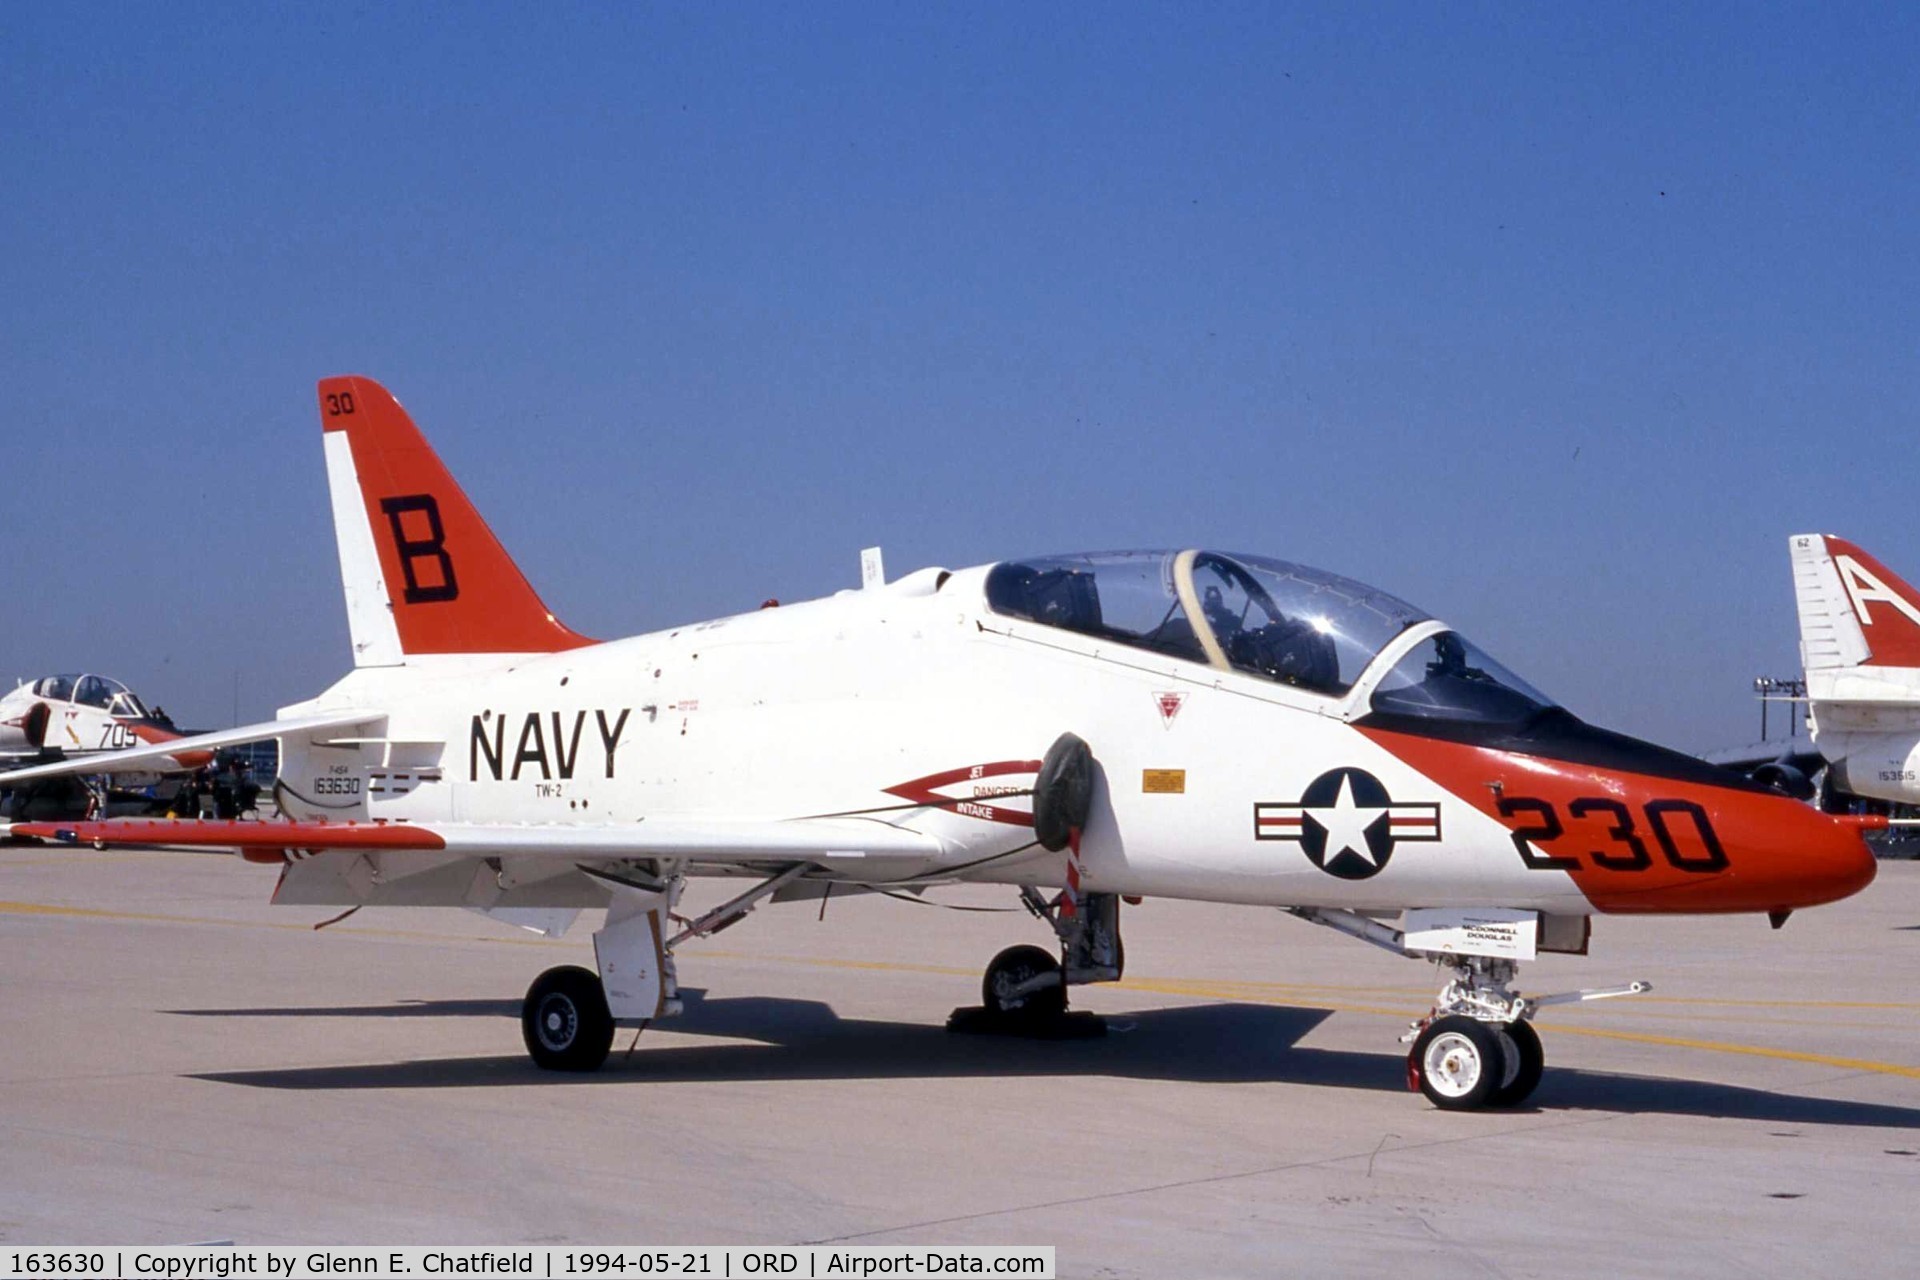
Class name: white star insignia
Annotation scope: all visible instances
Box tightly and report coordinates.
[1307,773,1387,866]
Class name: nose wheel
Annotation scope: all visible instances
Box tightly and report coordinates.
[1410,1016,1502,1109]
[1489,1017,1545,1107]
[1408,1014,1546,1110]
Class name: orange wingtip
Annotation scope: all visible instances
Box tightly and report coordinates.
[13,819,447,855]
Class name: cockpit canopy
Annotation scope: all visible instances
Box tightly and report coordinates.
[984,550,1557,723]
[31,673,149,718]
[986,551,1426,695]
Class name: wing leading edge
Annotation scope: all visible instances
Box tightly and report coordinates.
[11,815,952,865]
[0,710,386,785]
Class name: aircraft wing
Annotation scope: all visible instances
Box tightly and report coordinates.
[10,815,949,863]
[0,710,384,784]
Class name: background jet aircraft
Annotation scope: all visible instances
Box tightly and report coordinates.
[1,379,1880,1111]
[0,673,189,761]
[1787,533,1920,808]
[0,674,210,820]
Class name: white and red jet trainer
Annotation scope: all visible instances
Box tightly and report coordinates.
[0,674,211,816]
[3,377,1878,1110]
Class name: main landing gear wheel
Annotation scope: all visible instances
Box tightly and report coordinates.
[982,944,1067,1021]
[1489,1019,1545,1108]
[522,965,615,1072]
[1410,1015,1502,1110]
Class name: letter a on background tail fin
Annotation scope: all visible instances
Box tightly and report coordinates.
[319,376,595,664]
[1791,533,1920,671]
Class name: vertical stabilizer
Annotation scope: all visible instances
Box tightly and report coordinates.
[318,376,595,663]
[1791,534,1871,671]
[1792,533,1920,671]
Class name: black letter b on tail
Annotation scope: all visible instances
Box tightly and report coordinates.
[380,494,460,603]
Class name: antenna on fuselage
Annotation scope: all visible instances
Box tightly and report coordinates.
[861,546,886,590]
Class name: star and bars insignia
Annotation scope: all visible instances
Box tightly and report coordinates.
[1254,766,1442,881]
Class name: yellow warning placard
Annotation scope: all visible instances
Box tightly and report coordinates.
[1142,769,1186,794]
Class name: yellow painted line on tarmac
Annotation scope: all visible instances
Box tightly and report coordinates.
[701,949,977,979]
[1540,1023,1920,1081]
[0,900,181,922]
[1621,994,1920,1011]
[1536,1005,1920,1034]
[0,899,558,947]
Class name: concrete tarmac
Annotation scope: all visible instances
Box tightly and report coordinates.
[3,844,1919,1277]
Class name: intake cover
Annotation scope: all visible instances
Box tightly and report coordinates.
[1032,732,1094,852]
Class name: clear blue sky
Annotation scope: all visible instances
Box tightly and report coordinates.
[3,4,1916,750]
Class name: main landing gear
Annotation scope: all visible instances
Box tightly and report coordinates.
[966,887,1124,1030]
[963,732,1122,1031]
[518,862,807,1073]
[1290,907,1649,1111]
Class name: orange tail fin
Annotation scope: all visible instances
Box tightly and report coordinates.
[318,376,594,662]
[1792,533,1920,671]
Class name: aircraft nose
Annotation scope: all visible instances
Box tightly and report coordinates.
[1745,797,1878,911]
[1807,812,1882,904]
[1554,782,1878,916]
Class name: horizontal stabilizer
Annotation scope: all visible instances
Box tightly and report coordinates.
[0,710,384,785]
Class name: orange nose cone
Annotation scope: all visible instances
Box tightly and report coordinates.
[1788,812,1879,909]
[1696,791,1878,913]
[1624,790,1878,914]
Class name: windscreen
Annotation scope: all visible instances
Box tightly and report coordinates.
[1368,631,1558,725]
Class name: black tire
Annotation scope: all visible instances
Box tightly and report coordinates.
[1488,1019,1545,1108]
[982,944,1067,1019]
[1410,1015,1503,1110]
[522,965,615,1072]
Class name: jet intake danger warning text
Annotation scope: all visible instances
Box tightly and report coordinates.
[1,1249,1054,1280]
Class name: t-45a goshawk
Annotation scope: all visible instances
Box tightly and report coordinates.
[2,378,1878,1109]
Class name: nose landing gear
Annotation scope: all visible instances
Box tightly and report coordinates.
[1290,906,1649,1111]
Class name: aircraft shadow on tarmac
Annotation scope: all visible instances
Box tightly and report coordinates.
[177,990,1920,1128]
